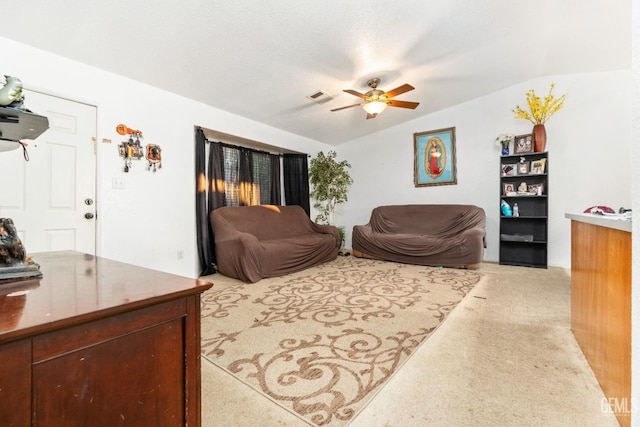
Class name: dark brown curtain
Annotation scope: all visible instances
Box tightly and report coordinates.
[195,128,217,276]
[239,148,254,205]
[270,153,281,205]
[207,142,225,212]
[283,153,310,216]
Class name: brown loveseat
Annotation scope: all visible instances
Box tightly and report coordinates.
[210,205,340,282]
[352,204,486,268]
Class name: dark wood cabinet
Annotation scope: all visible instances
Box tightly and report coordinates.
[499,152,549,268]
[0,251,212,426]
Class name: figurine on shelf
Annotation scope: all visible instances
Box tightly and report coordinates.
[518,182,528,193]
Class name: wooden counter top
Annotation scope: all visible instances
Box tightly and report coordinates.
[0,251,213,343]
[565,212,631,232]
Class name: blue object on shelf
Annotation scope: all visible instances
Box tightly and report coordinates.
[501,199,512,217]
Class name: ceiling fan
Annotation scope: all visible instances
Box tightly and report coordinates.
[330,78,419,119]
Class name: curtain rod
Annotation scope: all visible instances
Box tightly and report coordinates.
[198,127,308,157]
[205,139,280,156]
[205,138,311,158]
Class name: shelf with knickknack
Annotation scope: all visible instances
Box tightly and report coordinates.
[499,151,548,268]
[496,83,564,269]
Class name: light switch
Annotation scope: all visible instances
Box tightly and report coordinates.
[112,177,125,189]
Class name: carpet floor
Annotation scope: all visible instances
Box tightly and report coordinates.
[200,258,620,427]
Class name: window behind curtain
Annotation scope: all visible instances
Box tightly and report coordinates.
[219,144,279,206]
[252,152,273,205]
[222,146,240,205]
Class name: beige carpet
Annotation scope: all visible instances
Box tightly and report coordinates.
[200,259,619,427]
[200,256,481,426]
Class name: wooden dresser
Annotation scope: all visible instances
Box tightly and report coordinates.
[566,213,631,427]
[0,251,212,427]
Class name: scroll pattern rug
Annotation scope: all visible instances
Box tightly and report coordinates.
[201,256,482,426]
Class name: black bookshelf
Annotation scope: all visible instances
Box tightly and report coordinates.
[499,151,548,268]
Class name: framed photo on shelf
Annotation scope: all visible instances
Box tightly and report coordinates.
[527,183,544,195]
[501,163,517,177]
[503,183,516,196]
[514,133,534,154]
[518,161,530,175]
[413,127,457,187]
[530,158,547,174]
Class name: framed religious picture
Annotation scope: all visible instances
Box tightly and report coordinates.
[514,133,534,154]
[413,127,457,187]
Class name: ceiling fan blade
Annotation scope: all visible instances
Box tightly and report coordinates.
[343,89,368,99]
[366,113,377,120]
[384,84,415,99]
[330,103,362,112]
[387,100,420,109]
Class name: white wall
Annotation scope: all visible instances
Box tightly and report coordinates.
[0,36,632,274]
[0,36,332,278]
[337,71,632,269]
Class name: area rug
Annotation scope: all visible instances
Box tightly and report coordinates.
[200,256,482,426]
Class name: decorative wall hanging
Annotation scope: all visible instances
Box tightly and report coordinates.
[145,144,162,172]
[413,127,457,187]
[116,124,144,172]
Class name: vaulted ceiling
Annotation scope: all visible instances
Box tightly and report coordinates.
[0,0,631,145]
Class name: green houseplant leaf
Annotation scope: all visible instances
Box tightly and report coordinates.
[309,150,353,245]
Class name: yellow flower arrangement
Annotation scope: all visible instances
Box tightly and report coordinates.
[512,83,566,125]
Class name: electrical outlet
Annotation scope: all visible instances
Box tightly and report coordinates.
[176,250,184,260]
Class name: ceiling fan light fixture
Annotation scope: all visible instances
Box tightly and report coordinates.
[362,100,388,115]
[331,78,417,118]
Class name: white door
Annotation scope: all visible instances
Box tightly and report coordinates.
[0,90,97,254]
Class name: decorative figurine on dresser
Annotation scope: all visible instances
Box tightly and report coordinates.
[0,218,41,281]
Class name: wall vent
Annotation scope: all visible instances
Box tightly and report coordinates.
[306,90,333,104]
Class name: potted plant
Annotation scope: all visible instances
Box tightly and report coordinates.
[512,83,566,152]
[309,150,353,246]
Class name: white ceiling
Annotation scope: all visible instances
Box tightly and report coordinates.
[0,0,631,145]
